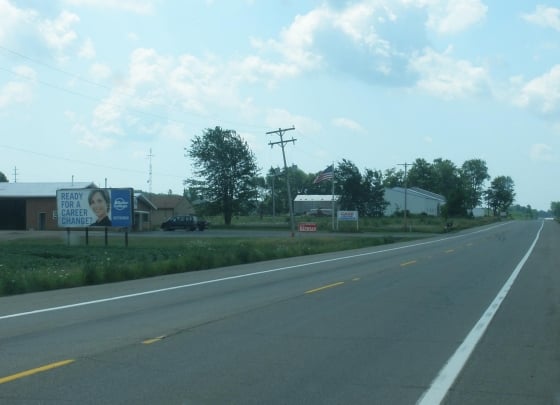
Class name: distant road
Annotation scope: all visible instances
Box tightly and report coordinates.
[1,220,558,404]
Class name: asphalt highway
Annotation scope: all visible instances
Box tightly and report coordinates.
[0,220,558,404]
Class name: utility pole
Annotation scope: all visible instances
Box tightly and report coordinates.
[147,148,155,193]
[267,126,296,237]
[12,166,18,183]
[398,162,410,231]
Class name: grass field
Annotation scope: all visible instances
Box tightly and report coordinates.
[0,215,499,297]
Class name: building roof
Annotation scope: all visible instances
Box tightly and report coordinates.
[388,187,446,203]
[294,194,341,202]
[0,182,96,198]
[148,194,188,209]
[134,192,157,210]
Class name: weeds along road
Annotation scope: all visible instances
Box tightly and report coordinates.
[0,220,558,404]
[0,228,438,241]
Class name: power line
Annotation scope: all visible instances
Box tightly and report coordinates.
[0,44,271,132]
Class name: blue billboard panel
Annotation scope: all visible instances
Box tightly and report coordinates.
[56,188,133,228]
[110,188,133,227]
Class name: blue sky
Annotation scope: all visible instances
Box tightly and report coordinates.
[0,0,558,211]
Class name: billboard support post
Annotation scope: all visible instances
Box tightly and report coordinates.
[104,227,108,246]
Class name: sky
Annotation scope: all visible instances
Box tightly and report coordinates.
[0,0,559,211]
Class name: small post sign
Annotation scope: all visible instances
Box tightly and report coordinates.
[337,210,359,231]
[298,222,317,232]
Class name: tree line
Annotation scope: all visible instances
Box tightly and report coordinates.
[184,127,520,225]
[2,127,543,226]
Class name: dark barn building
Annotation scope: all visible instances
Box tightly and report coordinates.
[0,182,96,231]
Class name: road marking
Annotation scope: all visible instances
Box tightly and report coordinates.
[352,277,360,281]
[142,335,166,345]
[0,222,511,321]
[0,359,74,385]
[417,221,544,405]
[445,249,454,253]
[305,282,344,294]
[401,260,417,267]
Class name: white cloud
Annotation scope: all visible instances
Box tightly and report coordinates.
[63,0,154,14]
[409,47,489,99]
[423,0,487,34]
[514,65,560,116]
[522,5,560,31]
[530,143,554,161]
[78,38,95,59]
[74,123,116,150]
[38,10,80,51]
[0,65,36,108]
[90,63,111,80]
[265,109,321,135]
[332,117,365,133]
[0,0,36,43]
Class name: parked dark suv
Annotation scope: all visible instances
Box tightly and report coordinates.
[160,215,209,231]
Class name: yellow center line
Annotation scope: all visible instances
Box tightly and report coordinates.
[0,359,75,385]
[401,260,417,267]
[305,281,344,294]
[142,335,166,345]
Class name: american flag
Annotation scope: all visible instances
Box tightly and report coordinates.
[313,165,334,184]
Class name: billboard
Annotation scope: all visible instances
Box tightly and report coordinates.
[56,188,134,228]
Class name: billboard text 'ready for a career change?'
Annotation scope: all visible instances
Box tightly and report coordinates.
[56,188,133,228]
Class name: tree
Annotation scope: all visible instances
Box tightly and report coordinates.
[362,168,388,217]
[485,175,515,216]
[260,165,309,215]
[334,159,387,217]
[186,127,259,225]
[0,171,7,182]
[551,201,560,219]
[461,159,490,210]
[335,159,363,212]
[382,168,404,188]
[408,158,435,191]
[431,158,466,216]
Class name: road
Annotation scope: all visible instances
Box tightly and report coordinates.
[0,220,558,404]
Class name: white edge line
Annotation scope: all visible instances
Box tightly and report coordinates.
[416,220,544,405]
[1,222,509,321]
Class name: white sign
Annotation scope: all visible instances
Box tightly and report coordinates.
[337,210,358,221]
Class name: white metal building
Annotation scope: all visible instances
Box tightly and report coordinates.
[384,187,445,216]
[293,194,340,215]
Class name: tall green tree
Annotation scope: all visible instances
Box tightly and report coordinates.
[362,168,389,217]
[0,171,8,182]
[431,158,466,216]
[382,168,404,188]
[408,158,435,191]
[335,159,387,217]
[335,159,363,211]
[461,159,490,210]
[186,127,259,225]
[259,165,310,215]
[485,175,515,215]
[550,201,560,219]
